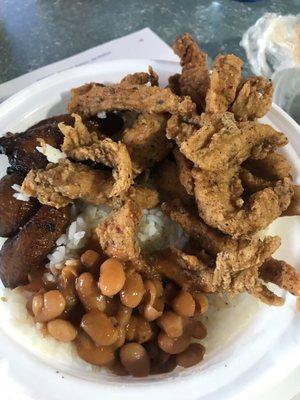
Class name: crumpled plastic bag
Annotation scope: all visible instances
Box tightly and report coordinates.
[241,13,300,78]
[241,13,300,122]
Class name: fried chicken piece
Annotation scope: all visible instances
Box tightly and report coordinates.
[153,248,213,291]
[166,114,199,144]
[120,66,159,86]
[205,54,243,114]
[96,200,142,261]
[168,73,181,95]
[154,240,283,306]
[239,168,273,194]
[122,112,171,175]
[22,159,114,208]
[153,159,194,207]
[0,205,71,288]
[0,172,40,237]
[241,152,292,194]
[248,284,284,306]
[59,113,133,195]
[109,186,159,210]
[214,236,280,291]
[162,200,300,302]
[231,76,273,121]
[125,186,159,209]
[260,259,300,296]
[172,33,210,110]
[283,185,300,216]
[243,152,292,181]
[68,83,196,119]
[173,149,194,195]
[161,200,239,256]
[186,117,292,236]
[177,113,237,166]
[192,119,288,172]
[193,167,293,237]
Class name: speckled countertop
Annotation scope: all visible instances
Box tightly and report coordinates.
[0,0,299,84]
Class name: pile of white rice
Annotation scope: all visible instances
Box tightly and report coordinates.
[46,201,188,276]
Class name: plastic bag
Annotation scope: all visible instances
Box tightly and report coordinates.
[241,13,300,122]
[241,13,300,78]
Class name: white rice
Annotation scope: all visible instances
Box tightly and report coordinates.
[11,184,30,202]
[97,111,107,119]
[36,143,66,163]
[46,202,188,275]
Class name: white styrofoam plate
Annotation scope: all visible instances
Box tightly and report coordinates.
[0,60,300,400]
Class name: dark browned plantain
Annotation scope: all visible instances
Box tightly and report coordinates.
[0,205,71,288]
[0,114,109,173]
[0,172,40,237]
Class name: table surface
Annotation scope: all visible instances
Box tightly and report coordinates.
[1,0,300,84]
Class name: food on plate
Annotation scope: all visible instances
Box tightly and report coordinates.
[0,206,70,287]
[68,82,197,118]
[1,33,300,377]
[171,32,209,111]
[0,172,39,237]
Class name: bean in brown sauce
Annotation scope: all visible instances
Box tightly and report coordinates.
[193,292,208,315]
[99,258,126,297]
[47,319,77,342]
[81,250,102,274]
[32,290,66,322]
[75,331,115,366]
[158,311,183,338]
[81,310,118,346]
[176,343,205,368]
[172,291,195,317]
[76,272,106,311]
[184,318,207,339]
[120,272,144,308]
[158,332,190,354]
[120,343,150,377]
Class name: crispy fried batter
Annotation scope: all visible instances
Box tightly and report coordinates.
[110,186,159,210]
[154,239,282,305]
[260,258,300,296]
[177,113,237,166]
[241,152,292,194]
[182,116,292,236]
[96,200,142,261]
[193,167,293,237]
[205,54,243,114]
[59,113,133,196]
[239,168,273,194]
[22,159,114,208]
[162,199,299,303]
[153,160,194,206]
[168,73,181,95]
[161,200,241,256]
[191,119,288,171]
[121,66,159,86]
[173,33,210,110]
[283,185,300,216]
[249,284,285,306]
[231,77,273,121]
[68,83,196,118]
[173,148,194,195]
[243,152,292,181]
[166,114,199,144]
[122,112,171,175]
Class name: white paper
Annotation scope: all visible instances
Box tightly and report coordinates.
[0,27,177,102]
